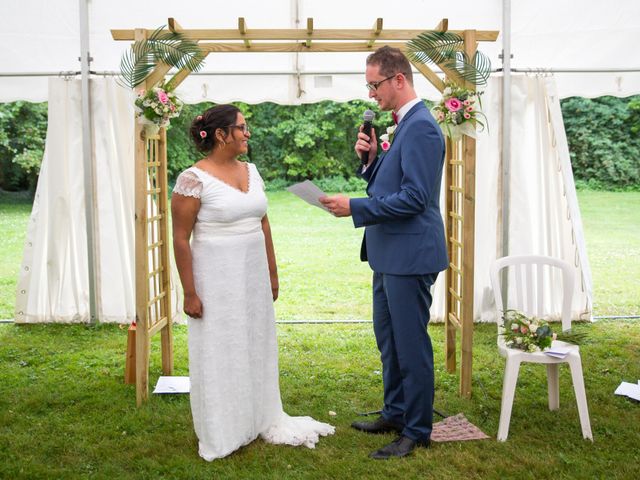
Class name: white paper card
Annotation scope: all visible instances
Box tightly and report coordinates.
[614,381,640,401]
[543,346,572,358]
[286,180,330,212]
[153,375,190,394]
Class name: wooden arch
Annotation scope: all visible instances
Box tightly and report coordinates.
[112,18,499,404]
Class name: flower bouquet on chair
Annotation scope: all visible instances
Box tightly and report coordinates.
[500,310,587,353]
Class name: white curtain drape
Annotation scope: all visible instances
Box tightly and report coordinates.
[15,78,181,323]
[430,75,592,323]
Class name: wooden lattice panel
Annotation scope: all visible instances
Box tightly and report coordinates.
[444,135,476,398]
[133,124,174,405]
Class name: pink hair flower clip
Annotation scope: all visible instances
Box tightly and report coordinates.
[199,130,207,139]
[196,115,203,121]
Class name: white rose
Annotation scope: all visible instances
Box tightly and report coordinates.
[380,134,389,142]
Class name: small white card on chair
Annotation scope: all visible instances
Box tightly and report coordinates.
[614,381,640,401]
[543,346,572,358]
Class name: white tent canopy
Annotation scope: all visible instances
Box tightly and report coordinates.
[1,0,639,103]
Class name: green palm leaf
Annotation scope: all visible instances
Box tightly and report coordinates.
[118,25,205,90]
[151,30,205,72]
[406,31,491,87]
[406,31,462,65]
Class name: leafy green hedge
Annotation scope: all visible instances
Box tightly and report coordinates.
[1,95,639,192]
[0,101,47,191]
[561,96,640,189]
[166,100,393,186]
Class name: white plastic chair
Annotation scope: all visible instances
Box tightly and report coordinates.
[489,255,593,441]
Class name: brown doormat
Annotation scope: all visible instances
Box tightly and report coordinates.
[431,413,490,442]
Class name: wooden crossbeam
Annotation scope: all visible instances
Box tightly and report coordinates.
[238,17,251,48]
[435,18,448,32]
[366,18,383,48]
[197,41,414,53]
[408,58,445,92]
[112,28,499,42]
[306,18,313,47]
[168,17,182,33]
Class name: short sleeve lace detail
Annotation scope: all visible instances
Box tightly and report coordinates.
[173,170,203,198]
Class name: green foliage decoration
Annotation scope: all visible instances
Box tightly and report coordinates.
[118,26,205,90]
[406,31,491,87]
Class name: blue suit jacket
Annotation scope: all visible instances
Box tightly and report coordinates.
[350,102,448,275]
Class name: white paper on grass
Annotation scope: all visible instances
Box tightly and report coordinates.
[153,376,190,394]
[614,381,640,401]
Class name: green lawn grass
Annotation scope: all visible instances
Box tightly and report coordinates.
[576,191,640,316]
[1,320,639,479]
[0,193,31,319]
[0,190,639,478]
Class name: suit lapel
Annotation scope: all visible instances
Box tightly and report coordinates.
[368,102,426,183]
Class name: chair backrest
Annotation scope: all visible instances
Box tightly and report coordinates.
[490,255,575,336]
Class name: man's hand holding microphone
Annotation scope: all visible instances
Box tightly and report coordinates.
[320,110,377,216]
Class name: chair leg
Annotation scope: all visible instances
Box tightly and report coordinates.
[497,358,521,441]
[546,364,560,411]
[567,354,593,441]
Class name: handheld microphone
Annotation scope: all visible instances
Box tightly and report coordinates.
[361,109,375,166]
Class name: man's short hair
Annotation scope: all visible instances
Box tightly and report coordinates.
[366,46,414,85]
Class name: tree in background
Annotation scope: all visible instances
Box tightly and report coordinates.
[2,95,639,193]
[167,100,391,189]
[561,96,640,189]
[0,102,48,192]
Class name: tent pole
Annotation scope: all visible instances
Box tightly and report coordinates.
[79,0,99,323]
[500,0,512,299]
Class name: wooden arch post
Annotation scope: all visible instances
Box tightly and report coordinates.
[112,18,498,403]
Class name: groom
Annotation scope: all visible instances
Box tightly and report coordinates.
[320,46,448,459]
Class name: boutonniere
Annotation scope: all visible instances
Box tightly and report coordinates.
[379,124,397,152]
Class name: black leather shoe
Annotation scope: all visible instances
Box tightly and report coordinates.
[351,416,404,434]
[369,436,430,460]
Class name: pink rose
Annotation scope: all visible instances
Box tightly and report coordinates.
[520,326,529,334]
[463,100,470,106]
[464,112,471,119]
[157,90,169,104]
[445,98,462,112]
[437,111,445,121]
[381,140,391,151]
[466,106,474,112]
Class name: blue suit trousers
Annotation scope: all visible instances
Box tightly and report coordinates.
[373,271,438,442]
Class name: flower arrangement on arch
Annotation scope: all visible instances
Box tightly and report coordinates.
[134,84,184,129]
[431,82,486,139]
[500,310,586,353]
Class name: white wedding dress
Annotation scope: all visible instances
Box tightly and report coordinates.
[173,163,334,461]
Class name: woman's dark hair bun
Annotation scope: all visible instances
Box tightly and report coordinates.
[190,104,241,154]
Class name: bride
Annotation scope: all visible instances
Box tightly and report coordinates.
[171,104,334,460]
